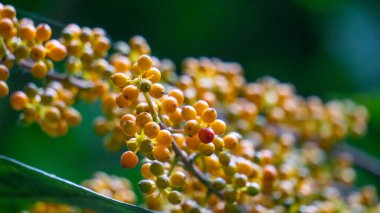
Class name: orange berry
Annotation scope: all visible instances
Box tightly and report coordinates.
[36,24,52,41]
[136,112,153,128]
[116,93,132,108]
[122,85,140,101]
[149,83,165,99]
[0,18,15,39]
[194,100,209,116]
[112,56,131,72]
[120,114,136,127]
[30,45,46,61]
[181,106,197,121]
[19,24,36,41]
[0,65,10,81]
[168,89,184,106]
[211,119,226,135]
[120,151,139,168]
[144,67,161,83]
[137,55,153,71]
[31,61,48,79]
[153,146,170,162]
[186,135,200,150]
[141,163,154,179]
[201,108,217,123]
[0,81,9,97]
[143,121,160,138]
[156,129,172,147]
[184,120,200,137]
[111,72,129,88]
[45,40,67,61]
[0,5,16,19]
[10,91,28,110]
[168,108,182,124]
[223,134,238,150]
[162,96,178,113]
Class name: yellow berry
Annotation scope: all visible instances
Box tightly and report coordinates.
[136,112,153,128]
[111,72,129,88]
[143,121,160,138]
[145,67,161,83]
[184,120,200,137]
[162,96,178,114]
[116,93,132,108]
[19,24,36,41]
[201,108,217,123]
[45,40,67,61]
[137,55,153,71]
[149,83,165,99]
[181,106,197,121]
[168,89,184,106]
[30,45,46,61]
[223,134,239,150]
[122,85,140,101]
[31,60,48,78]
[211,119,226,135]
[169,172,186,187]
[156,130,172,147]
[168,108,182,124]
[199,143,215,156]
[0,18,15,39]
[194,100,209,116]
[185,135,200,150]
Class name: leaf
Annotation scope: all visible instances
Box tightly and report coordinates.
[0,155,152,213]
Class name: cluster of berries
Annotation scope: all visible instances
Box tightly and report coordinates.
[1,3,378,213]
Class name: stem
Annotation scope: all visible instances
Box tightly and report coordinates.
[143,92,159,123]
[18,60,93,90]
[168,128,185,134]
[171,140,223,199]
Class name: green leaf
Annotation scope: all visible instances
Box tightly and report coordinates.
[0,155,152,213]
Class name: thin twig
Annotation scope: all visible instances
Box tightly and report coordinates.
[18,60,93,90]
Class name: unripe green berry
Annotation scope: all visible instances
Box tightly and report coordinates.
[127,139,138,152]
[224,202,240,213]
[246,182,260,196]
[218,152,231,166]
[138,179,154,193]
[139,79,152,93]
[233,173,248,188]
[223,164,236,176]
[24,83,39,98]
[223,187,238,203]
[140,139,153,153]
[155,175,169,189]
[167,190,183,205]
[211,177,226,191]
[150,161,164,176]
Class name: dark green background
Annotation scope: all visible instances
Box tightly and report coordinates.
[1,0,380,206]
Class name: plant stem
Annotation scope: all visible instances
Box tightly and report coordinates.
[143,92,159,123]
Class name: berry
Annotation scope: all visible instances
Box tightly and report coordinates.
[120,151,139,169]
[162,96,178,113]
[198,128,215,144]
[139,79,152,93]
[181,106,197,121]
[184,120,200,137]
[150,161,164,176]
[167,191,183,205]
[0,65,10,81]
[168,89,184,106]
[153,146,170,162]
[246,182,260,196]
[122,85,139,101]
[210,119,226,135]
[155,175,169,189]
[137,55,153,71]
[223,134,238,150]
[31,60,48,78]
[149,83,165,99]
[194,100,209,116]
[10,91,28,110]
[36,23,52,41]
[139,139,153,153]
[136,112,153,128]
[0,81,9,97]
[156,130,172,147]
[143,122,160,138]
[199,143,215,156]
[138,179,154,194]
[211,178,226,191]
[201,108,217,124]
[145,67,161,83]
[169,171,186,187]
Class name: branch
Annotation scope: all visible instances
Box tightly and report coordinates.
[18,60,93,90]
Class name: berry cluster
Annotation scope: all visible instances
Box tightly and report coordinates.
[1,3,378,213]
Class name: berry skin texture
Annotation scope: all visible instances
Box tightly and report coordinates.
[122,85,140,101]
[162,96,178,114]
[153,146,170,162]
[120,151,139,169]
[198,128,215,144]
[181,106,197,121]
[10,91,28,110]
[0,81,9,97]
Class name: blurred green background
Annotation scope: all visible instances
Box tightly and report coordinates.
[1,0,380,207]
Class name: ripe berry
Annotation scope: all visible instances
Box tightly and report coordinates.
[149,83,165,99]
[168,89,184,106]
[137,55,153,71]
[162,96,178,113]
[194,100,209,116]
[201,108,217,123]
[143,122,160,138]
[120,151,139,169]
[181,106,197,121]
[211,119,226,135]
[36,23,52,41]
[145,67,161,83]
[0,81,9,97]
[156,130,172,147]
[153,146,170,162]
[169,171,186,187]
[198,128,214,144]
[10,91,28,110]
[0,65,10,81]
[184,120,200,137]
[122,85,139,101]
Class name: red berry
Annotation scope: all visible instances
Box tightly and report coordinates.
[198,128,215,144]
